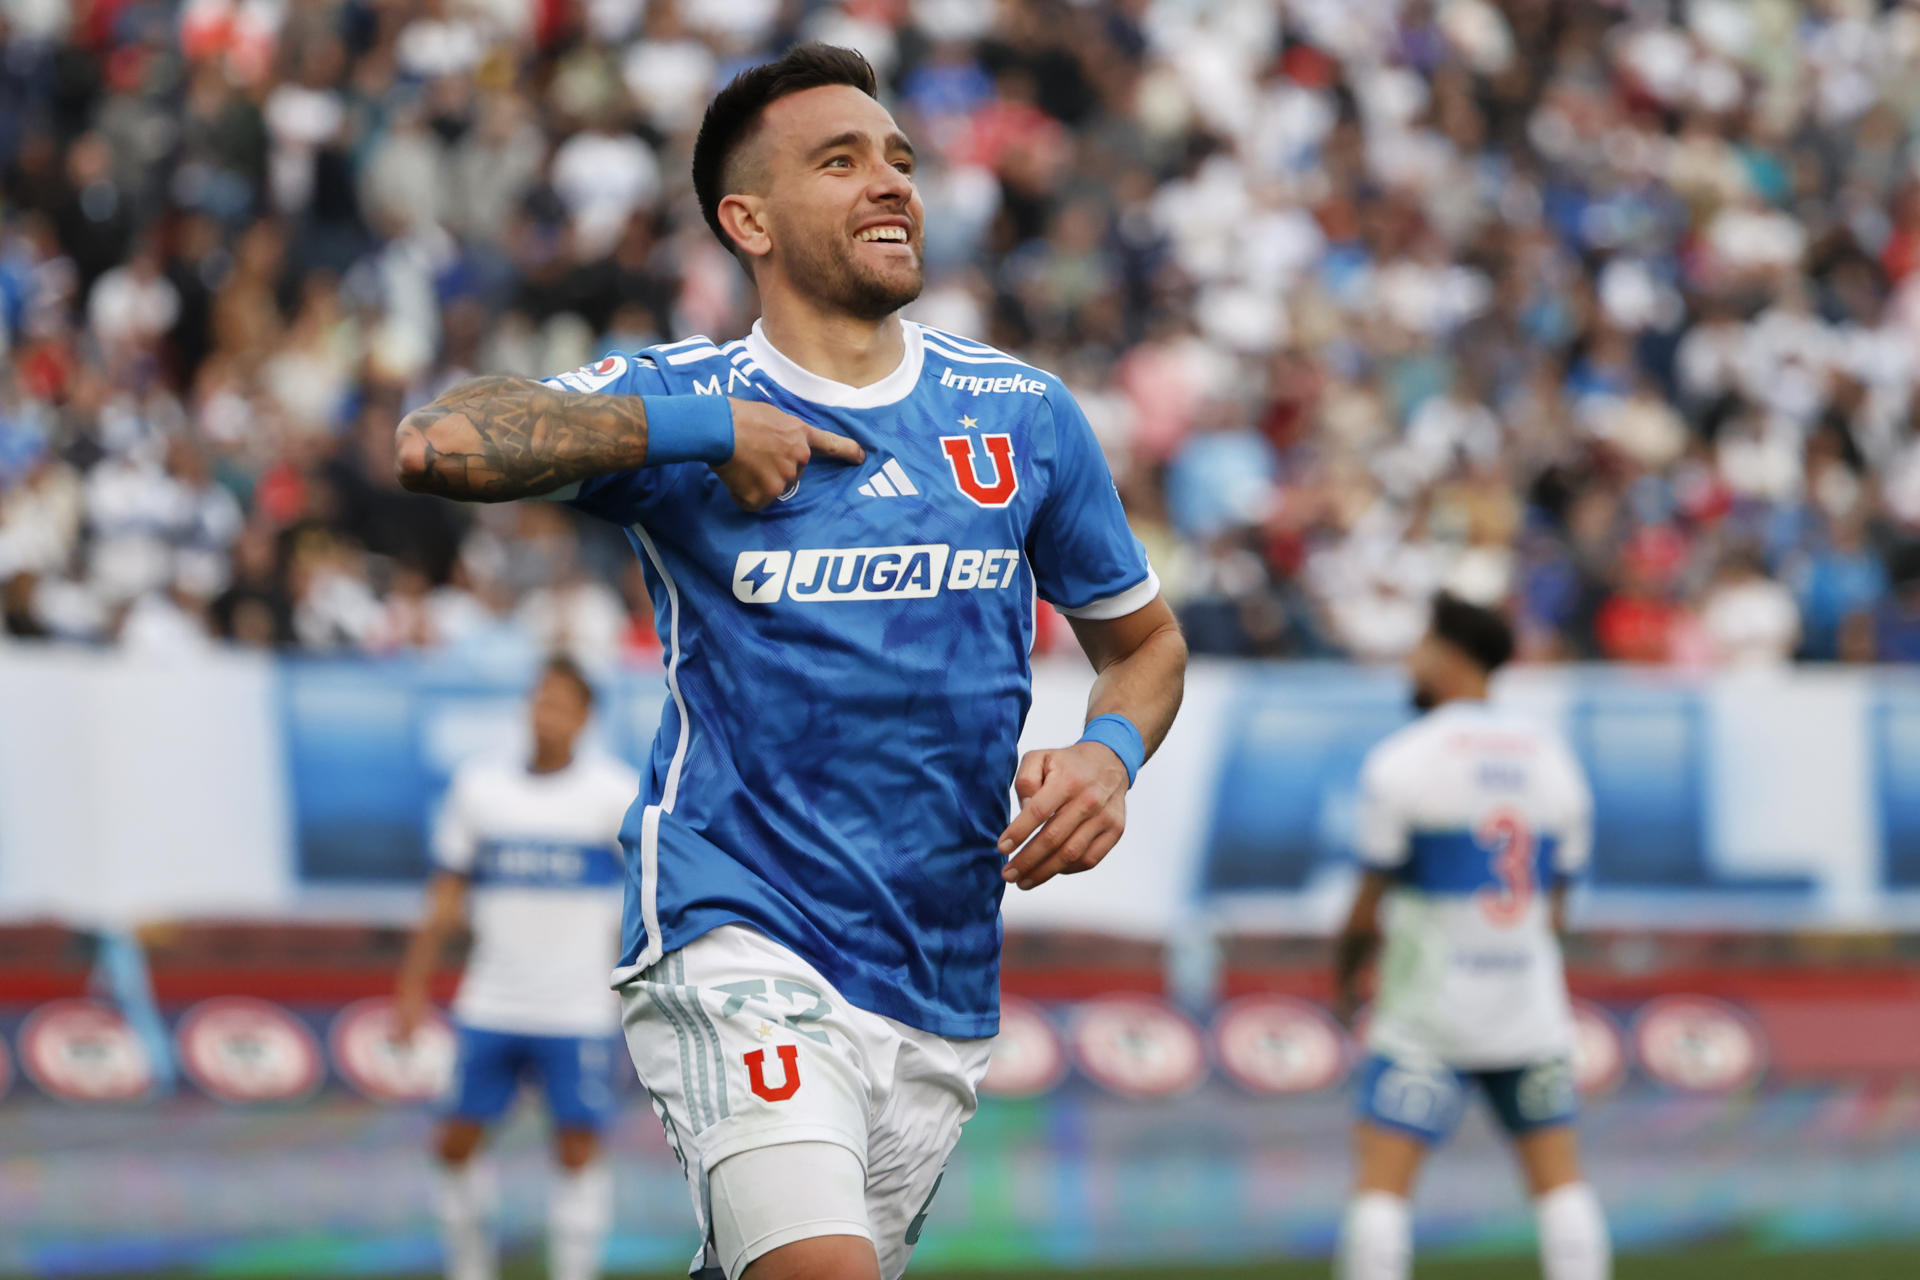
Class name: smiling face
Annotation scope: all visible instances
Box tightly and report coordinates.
[718,84,925,321]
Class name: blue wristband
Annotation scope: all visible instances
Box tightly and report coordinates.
[642,395,735,466]
[1079,713,1146,787]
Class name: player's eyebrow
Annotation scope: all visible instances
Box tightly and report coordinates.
[809,130,916,161]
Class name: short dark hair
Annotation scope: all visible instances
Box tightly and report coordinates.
[691,43,880,254]
[1430,592,1514,675]
[539,653,596,707]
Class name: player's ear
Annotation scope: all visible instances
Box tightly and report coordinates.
[717,194,773,261]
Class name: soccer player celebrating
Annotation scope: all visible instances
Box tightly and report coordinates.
[394,657,640,1280]
[1333,595,1609,1280]
[394,44,1186,1280]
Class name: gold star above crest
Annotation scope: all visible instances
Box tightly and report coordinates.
[959,415,979,430]
[755,1021,774,1040]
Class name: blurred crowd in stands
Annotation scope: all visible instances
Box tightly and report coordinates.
[6,0,1920,667]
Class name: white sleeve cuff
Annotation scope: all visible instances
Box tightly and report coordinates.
[1053,568,1162,620]
[1354,846,1406,871]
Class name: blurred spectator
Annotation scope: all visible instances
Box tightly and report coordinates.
[88,239,180,359]
[210,524,290,648]
[1595,530,1687,665]
[121,585,215,656]
[3,0,1920,670]
[549,109,660,259]
[1700,550,1801,668]
[518,565,629,669]
[1790,517,1888,661]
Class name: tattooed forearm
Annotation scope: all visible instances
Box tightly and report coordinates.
[393,375,651,501]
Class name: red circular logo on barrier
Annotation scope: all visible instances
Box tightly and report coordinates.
[17,1000,155,1102]
[176,998,325,1104]
[1067,996,1208,1099]
[1631,996,1767,1093]
[1570,1000,1627,1098]
[328,998,456,1103]
[980,996,1068,1099]
[1211,995,1350,1095]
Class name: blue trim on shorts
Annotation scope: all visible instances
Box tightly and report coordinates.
[444,1024,619,1131]
[1355,1052,1578,1145]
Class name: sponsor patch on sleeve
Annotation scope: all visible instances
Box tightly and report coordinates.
[540,354,629,394]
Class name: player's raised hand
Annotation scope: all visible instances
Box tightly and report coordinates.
[714,398,865,510]
[996,742,1130,891]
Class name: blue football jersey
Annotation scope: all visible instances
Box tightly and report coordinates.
[541,321,1158,1037]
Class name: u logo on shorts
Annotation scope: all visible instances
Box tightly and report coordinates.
[744,1044,802,1101]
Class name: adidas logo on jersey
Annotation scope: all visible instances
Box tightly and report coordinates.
[856,458,919,498]
[939,366,1045,396]
[732,545,1022,604]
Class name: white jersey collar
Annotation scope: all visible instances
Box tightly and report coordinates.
[742,318,925,409]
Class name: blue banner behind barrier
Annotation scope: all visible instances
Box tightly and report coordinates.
[6,652,1917,929]
[1195,668,1890,925]
[283,664,434,881]
[1571,686,1710,887]
[272,659,1920,925]
[1202,670,1407,893]
[1875,687,1920,889]
[281,658,666,884]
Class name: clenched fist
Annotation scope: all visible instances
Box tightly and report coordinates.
[715,398,865,510]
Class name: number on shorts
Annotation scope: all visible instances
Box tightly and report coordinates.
[711,978,833,1045]
[715,980,768,1018]
[1476,809,1535,927]
[773,979,832,1045]
[1515,1057,1576,1123]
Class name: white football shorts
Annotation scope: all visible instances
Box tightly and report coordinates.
[619,924,993,1279]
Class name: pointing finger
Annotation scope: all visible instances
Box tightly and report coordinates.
[806,426,866,466]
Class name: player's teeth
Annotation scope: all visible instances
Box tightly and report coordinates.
[856,227,905,242]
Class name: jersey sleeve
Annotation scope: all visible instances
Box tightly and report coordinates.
[1026,387,1160,619]
[431,769,479,875]
[533,351,681,524]
[1353,747,1412,871]
[1548,743,1595,881]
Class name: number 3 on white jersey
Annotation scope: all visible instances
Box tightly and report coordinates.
[1476,810,1535,927]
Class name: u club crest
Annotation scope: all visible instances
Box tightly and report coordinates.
[939,417,1018,508]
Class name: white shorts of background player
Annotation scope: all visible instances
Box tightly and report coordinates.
[620,924,993,1280]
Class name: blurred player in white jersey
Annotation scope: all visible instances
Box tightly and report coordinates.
[395,656,641,1280]
[1333,595,1610,1280]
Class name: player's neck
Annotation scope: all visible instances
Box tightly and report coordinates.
[755,293,906,389]
[528,745,574,775]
